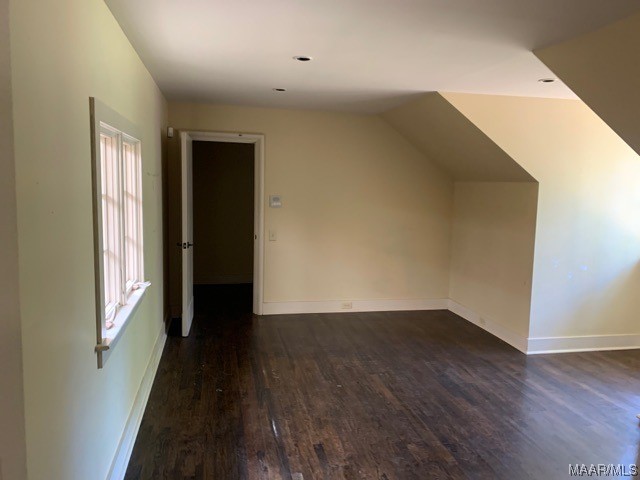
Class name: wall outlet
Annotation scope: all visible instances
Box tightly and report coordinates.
[341,301,353,310]
[269,230,277,241]
[479,317,487,326]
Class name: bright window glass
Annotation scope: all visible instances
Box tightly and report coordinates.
[98,123,143,323]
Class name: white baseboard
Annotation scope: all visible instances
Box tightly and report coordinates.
[447,300,529,353]
[262,298,449,315]
[106,327,167,480]
[527,334,640,354]
[263,298,640,355]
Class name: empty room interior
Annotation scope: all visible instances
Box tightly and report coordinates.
[4,0,640,479]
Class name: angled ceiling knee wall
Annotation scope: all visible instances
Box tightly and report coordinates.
[441,92,640,353]
[382,86,640,353]
[381,92,535,182]
[535,12,640,157]
[381,94,539,351]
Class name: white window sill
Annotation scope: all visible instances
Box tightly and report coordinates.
[95,284,149,367]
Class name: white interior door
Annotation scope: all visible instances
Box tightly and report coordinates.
[181,132,194,337]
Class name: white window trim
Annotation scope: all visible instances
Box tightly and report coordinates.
[90,97,148,368]
[96,285,148,355]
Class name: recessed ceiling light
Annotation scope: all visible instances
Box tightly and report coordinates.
[293,56,312,62]
[273,88,286,92]
[538,78,556,83]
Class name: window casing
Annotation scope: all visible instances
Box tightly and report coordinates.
[90,97,147,368]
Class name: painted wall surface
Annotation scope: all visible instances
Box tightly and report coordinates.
[449,182,538,339]
[193,141,254,285]
[536,12,640,157]
[444,93,640,339]
[169,103,454,305]
[0,0,27,478]
[10,0,167,478]
[382,93,534,182]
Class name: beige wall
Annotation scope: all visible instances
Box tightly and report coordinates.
[536,12,640,157]
[193,141,254,284]
[0,0,27,478]
[169,103,454,305]
[449,182,538,338]
[10,0,167,478]
[444,93,640,339]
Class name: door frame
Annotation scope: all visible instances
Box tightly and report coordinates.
[181,130,265,316]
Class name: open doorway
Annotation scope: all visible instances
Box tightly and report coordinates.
[180,132,264,337]
[193,141,254,312]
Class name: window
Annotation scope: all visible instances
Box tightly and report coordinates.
[100,124,144,324]
[90,98,147,368]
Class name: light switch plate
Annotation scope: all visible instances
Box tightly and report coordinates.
[269,195,282,208]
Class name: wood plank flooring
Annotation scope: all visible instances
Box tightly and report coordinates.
[125,285,640,479]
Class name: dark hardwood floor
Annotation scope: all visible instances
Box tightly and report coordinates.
[125,285,640,479]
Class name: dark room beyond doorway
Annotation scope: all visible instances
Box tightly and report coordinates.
[192,141,255,303]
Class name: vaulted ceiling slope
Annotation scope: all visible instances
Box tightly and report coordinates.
[104,0,640,113]
[381,93,535,182]
[536,12,640,157]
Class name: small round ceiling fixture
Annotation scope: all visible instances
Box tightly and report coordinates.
[273,88,286,92]
[538,78,556,83]
[293,55,312,62]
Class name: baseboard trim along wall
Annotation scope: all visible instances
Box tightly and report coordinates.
[527,334,640,354]
[447,300,529,353]
[261,298,450,315]
[262,298,527,353]
[264,299,531,354]
[106,328,167,480]
[262,299,640,355]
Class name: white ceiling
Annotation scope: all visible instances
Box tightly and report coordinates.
[104,0,640,113]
